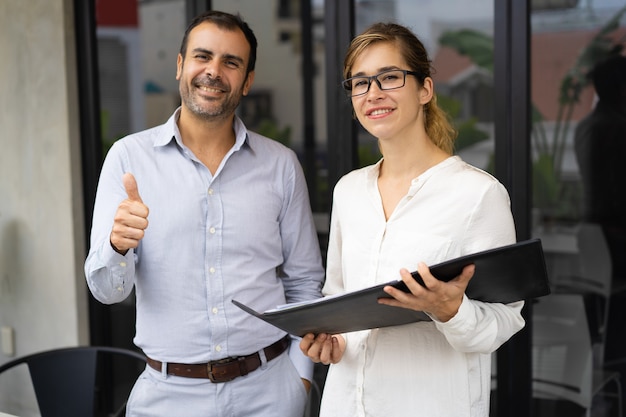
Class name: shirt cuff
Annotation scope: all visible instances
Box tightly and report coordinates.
[432,294,475,333]
[288,336,314,381]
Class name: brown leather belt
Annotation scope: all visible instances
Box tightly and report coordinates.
[146,335,290,382]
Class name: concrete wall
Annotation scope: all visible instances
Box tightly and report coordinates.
[0,0,89,415]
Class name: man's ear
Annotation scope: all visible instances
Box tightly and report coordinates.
[176,53,183,81]
[243,71,255,96]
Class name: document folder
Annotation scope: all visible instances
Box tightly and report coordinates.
[233,239,550,336]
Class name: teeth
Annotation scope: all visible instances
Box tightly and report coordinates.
[199,86,221,93]
[370,109,392,116]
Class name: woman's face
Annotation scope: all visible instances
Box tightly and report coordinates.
[349,42,432,141]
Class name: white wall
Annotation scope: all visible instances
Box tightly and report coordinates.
[0,0,89,415]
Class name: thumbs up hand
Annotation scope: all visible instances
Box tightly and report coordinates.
[110,173,150,255]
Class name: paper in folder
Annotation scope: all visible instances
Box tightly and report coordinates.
[233,239,550,336]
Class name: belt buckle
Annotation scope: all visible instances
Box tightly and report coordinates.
[207,357,242,383]
[207,364,221,383]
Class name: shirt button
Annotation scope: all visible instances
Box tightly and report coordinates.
[212,307,218,314]
[119,262,126,267]
[215,345,222,352]
[209,267,216,273]
[117,286,123,292]
[208,188,214,195]
[209,227,216,234]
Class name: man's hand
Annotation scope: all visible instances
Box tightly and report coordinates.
[378,263,475,322]
[110,173,149,255]
[300,333,346,365]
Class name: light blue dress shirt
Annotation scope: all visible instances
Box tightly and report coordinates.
[85,108,324,383]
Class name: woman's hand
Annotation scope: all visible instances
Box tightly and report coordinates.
[299,333,346,365]
[378,263,475,322]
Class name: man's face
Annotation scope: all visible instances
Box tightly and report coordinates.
[176,22,255,121]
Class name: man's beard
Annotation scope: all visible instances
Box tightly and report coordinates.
[180,75,243,121]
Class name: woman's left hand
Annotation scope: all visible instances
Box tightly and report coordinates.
[378,262,475,322]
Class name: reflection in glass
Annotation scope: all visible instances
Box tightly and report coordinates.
[213,0,328,212]
[530,3,626,416]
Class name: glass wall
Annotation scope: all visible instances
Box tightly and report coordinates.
[93,0,329,314]
[88,0,626,415]
[97,0,330,213]
[529,1,626,416]
[96,0,329,212]
[210,0,329,213]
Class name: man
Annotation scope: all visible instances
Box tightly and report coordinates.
[575,55,626,280]
[85,10,324,417]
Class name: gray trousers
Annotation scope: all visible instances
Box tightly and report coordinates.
[126,352,308,417]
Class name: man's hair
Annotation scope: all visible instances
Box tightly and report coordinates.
[590,54,626,106]
[179,10,258,75]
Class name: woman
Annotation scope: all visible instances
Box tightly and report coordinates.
[300,22,525,417]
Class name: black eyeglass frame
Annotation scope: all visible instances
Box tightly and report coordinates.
[342,69,422,97]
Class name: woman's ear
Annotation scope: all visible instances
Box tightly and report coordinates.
[419,77,434,105]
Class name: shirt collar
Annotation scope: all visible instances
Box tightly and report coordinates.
[154,107,251,150]
[232,114,250,151]
[154,108,182,147]
[365,155,459,183]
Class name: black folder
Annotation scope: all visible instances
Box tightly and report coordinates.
[233,239,550,336]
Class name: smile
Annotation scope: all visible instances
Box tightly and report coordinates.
[367,108,393,116]
[198,85,223,93]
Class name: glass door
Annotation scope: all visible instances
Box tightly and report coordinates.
[530,2,626,416]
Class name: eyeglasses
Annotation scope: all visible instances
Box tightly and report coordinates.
[342,69,421,97]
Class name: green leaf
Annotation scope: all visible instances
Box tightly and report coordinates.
[439,29,494,72]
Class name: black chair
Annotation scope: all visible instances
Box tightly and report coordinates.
[532,294,623,417]
[0,346,146,417]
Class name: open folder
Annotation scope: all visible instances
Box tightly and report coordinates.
[233,239,550,336]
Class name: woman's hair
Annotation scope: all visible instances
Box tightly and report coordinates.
[179,10,258,76]
[344,22,457,154]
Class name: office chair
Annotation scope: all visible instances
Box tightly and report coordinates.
[532,293,622,417]
[0,346,146,417]
[552,223,613,355]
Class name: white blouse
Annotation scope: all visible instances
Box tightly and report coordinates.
[320,156,525,417]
